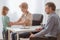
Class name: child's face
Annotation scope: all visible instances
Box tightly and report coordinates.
[21,8,27,13]
[2,9,8,15]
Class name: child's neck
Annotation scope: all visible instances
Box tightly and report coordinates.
[23,11,29,14]
[3,15,6,16]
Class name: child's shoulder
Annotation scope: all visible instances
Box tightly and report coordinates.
[2,16,10,20]
[3,16,10,19]
[6,16,9,19]
[6,16,9,17]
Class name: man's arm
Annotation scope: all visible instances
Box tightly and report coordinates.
[34,16,56,37]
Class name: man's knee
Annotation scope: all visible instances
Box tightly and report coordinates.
[19,32,30,38]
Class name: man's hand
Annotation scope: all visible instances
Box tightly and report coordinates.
[35,27,43,32]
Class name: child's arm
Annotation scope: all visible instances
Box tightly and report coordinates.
[7,17,11,27]
[10,14,24,25]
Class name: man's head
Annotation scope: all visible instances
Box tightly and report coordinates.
[45,2,56,14]
[2,6,9,16]
[19,2,28,13]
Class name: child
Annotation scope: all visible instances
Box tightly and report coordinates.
[2,6,11,40]
[11,2,32,26]
[12,2,32,40]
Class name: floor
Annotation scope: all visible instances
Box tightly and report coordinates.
[20,38,29,40]
[0,38,29,40]
[0,39,3,40]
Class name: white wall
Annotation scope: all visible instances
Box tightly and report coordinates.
[5,0,45,22]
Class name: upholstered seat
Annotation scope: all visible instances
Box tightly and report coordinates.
[32,14,43,26]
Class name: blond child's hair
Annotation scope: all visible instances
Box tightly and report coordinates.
[19,2,28,9]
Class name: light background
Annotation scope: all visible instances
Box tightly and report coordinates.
[0,0,60,39]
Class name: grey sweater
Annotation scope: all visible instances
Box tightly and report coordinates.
[35,12,59,37]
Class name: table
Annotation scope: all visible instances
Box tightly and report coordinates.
[7,25,42,40]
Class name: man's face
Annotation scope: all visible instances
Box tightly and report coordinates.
[45,5,51,14]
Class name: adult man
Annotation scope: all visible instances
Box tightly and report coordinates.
[30,2,59,40]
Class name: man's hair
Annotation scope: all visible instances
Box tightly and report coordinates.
[3,6,9,11]
[46,2,56,11]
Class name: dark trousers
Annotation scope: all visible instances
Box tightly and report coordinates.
[30,37,57,40]
[12,32,38,40]
[2,30,8,40]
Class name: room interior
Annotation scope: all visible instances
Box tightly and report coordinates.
[0,0,60,40]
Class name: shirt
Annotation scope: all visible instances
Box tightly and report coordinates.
[2,15,10,31]
[20,12,32,26]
